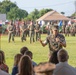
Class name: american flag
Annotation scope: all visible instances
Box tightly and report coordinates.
[0,20,2,26]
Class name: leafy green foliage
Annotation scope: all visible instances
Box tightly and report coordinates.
[39,8,53,17]
[0,0,17,14]
[0,0,53,21]
[61,12,65,15]
[0,0,28,20]
[26,8,53,21]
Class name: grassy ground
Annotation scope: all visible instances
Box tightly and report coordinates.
[1,34,76,73]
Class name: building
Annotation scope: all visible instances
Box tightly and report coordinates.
[0,14,6,22]
[37,10,70,25]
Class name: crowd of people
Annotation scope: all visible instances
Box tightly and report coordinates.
[45,21,76,37]
[6,20,76,44]
[0,47,76,75]
[7,20,41,43]
[0,23,76,75]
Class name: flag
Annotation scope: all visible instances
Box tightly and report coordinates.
[0,20,2,26]
[68,20,71,26]
[58,20,62,27]
[58,20,62,32]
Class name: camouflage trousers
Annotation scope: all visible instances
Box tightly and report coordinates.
[8,32,14,42]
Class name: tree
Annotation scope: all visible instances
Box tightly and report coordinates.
[0,0,17,14]
[38,8,53,17]
[26,8,53,21]
[61,12,65,15]
[7,7,28,20]
[0,0,28,20]
[26,9,39,21]
[71,12,76,19]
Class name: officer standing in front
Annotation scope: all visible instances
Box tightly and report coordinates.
[7,21,15,43]
[38,25,66,64]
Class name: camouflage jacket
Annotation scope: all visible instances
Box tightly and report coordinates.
[44,33,65,52]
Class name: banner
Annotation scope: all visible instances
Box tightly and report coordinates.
[68,20,71,26]
[58,20,62,27]
[58,20,62,32]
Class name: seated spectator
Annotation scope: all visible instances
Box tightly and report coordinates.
[25,50,37,67]
[20,46,29,55]
[0,50,9,73]
[17,55,33,75]
[0,69,10,75]
[11,53,22,75]
[34,62,55,75]
[53,48,76,75]
[49,51,59,64]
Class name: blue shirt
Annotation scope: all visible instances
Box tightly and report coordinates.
[11,66,18,75]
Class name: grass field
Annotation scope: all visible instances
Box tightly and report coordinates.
[1,34,76,73]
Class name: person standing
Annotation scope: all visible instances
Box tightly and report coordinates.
[20,21,28,42]
[38,25,66,64]
[28,21,35,43]
[45,22,52,35]
[35,21,41,41]
[0,23,2,35]
[65,25,70,36]
[7,21,15,43]
[15,23,20,37]
[70,25,75,36]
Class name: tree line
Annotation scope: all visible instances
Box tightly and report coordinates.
[0,0,75,21]
[0,0,53,21]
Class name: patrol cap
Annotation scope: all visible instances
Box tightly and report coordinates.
[52,25,59,30]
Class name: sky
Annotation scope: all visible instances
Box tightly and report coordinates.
[0,0,75,16]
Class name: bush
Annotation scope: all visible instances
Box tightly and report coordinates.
[2,24,7,34]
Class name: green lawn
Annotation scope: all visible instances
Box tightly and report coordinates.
[1,34,76,73]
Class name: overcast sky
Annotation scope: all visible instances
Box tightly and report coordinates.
[0,0,75,16]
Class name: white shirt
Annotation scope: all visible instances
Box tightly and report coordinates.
[0,70,10,75]
[53,62,76,75]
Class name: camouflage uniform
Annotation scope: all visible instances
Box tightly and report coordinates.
[26,24,29,37]
[20,23,28,42]
[0,26,2,34]
[65,25,70,36]
[45,23,52,35]
[15,24,20,36]
[7,24,15,42]
[28,24,35,43]
[73,23,76,35]
[35,24,41,41]
[43,33,66,64]
[70,25,75,36]
[62,25,65,33]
